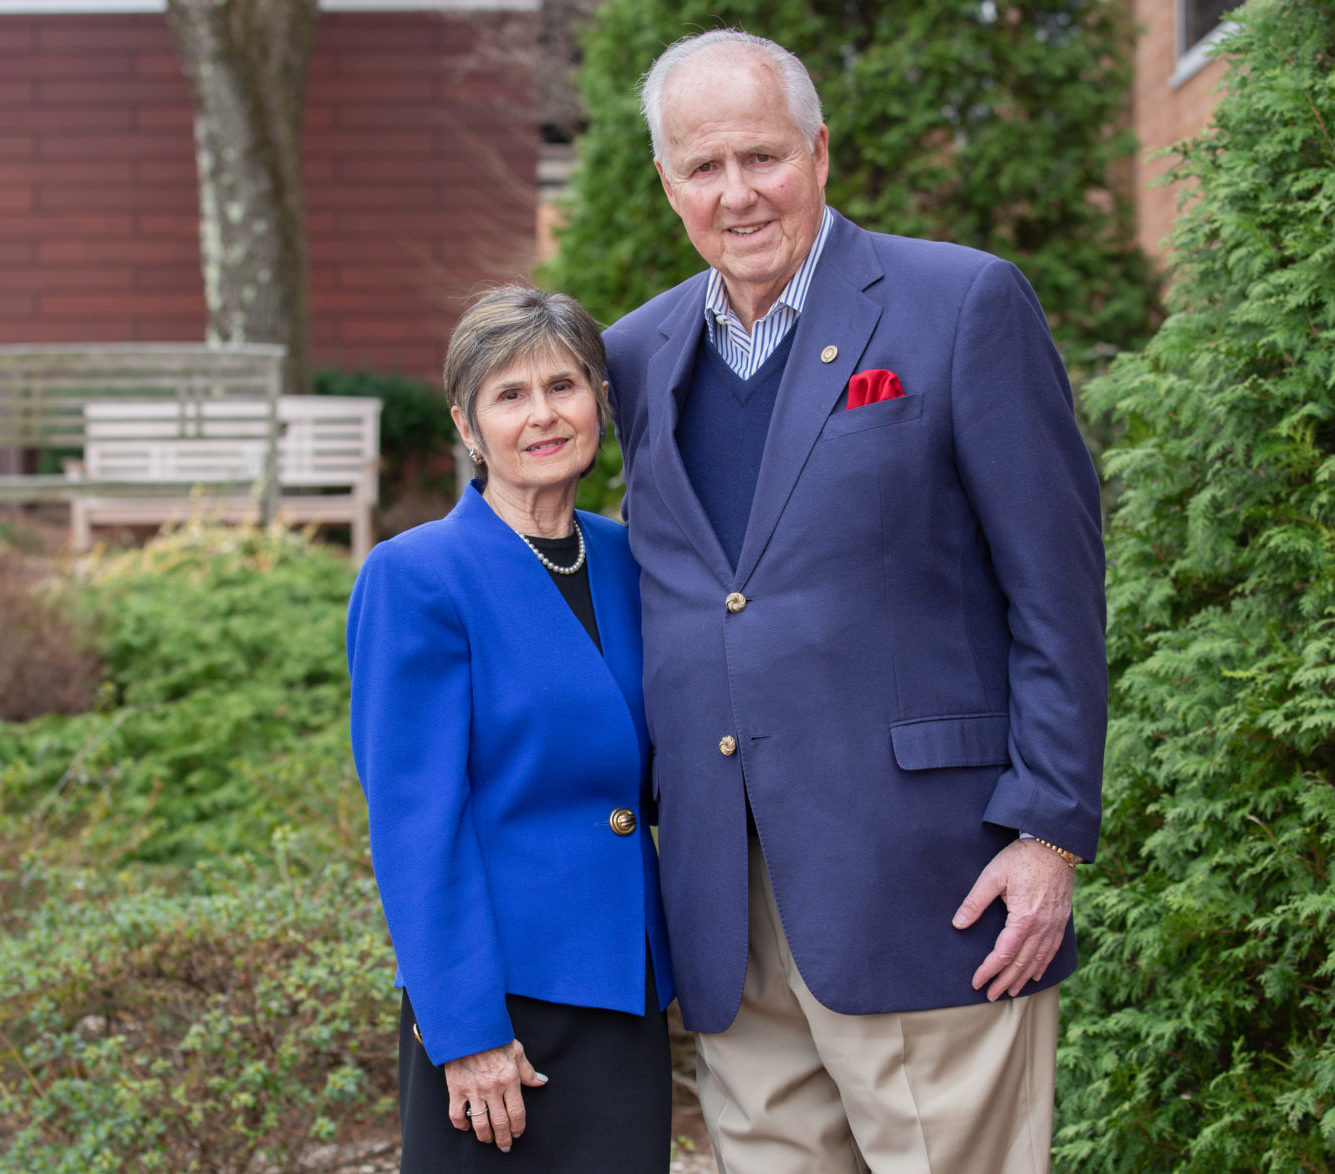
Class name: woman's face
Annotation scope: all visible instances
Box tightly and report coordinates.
[453,347,602,502]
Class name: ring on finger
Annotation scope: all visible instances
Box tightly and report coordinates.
[465,1104,490,1119]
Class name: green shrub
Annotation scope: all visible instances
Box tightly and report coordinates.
[0,862,397,1173]
[1055,3,1335,1170]
[0,522,395,1170]
[575,431,625,518]
[0,522,358,868]
[314,367,457,524]
[545,0,1159,367]
[543,0,1161,515]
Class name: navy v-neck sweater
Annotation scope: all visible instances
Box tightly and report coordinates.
[675,328,797,569]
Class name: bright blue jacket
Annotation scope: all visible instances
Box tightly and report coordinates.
[347,484,674,1065]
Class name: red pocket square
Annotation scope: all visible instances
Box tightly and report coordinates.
[846,368,905,410]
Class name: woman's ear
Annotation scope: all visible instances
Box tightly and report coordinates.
[450,404,478,455]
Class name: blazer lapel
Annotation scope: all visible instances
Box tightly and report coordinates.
[734,214,885,585]
[645,278,733,583]
[583,521,651,755]
[461,487,649,761]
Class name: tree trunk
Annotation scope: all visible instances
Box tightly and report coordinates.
[165,0,319,398]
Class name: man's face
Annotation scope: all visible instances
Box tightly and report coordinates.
[656,50,829,329]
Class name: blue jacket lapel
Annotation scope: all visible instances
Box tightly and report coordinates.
[583,518,650,758]
[457,485,650,771]
[645,274,733,582]
[735,213,885,585]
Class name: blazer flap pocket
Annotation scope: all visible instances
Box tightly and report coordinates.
[890,713,1010,771]
[821,392,924,440]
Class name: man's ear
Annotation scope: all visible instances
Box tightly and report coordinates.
[812,124,831,189]
[655,160,681,216]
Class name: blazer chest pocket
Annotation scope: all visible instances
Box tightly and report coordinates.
[820,392,923,441]
[890,713,1010,771]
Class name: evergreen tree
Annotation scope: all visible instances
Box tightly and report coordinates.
[1055,2,1335,1169]
[545,0,1158,370]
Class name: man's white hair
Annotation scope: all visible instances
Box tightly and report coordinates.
[639,30,824,162]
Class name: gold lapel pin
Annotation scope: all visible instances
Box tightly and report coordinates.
[820,345,838,363]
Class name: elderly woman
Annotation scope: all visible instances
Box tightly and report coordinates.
[347,286,674,1172]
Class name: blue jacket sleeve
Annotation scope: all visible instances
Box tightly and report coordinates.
[347,536,515,1065]
[950,259,1107,862]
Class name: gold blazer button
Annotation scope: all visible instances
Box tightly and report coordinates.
[725,592,747,613]
[609,808,637,835]
[718,735,738,757]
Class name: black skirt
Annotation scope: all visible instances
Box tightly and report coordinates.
[397,976,671,1174]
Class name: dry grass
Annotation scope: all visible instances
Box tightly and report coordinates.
[0,544,102,723]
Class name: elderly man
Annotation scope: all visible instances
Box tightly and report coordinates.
[604,28,1106,1174]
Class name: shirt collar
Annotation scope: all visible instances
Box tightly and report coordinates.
[703,205,834,328]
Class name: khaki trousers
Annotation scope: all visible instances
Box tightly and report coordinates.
[695,839,1059,1174]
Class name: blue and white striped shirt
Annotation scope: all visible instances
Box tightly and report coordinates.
[703,206,834,380]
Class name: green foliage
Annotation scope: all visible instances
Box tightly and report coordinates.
[0,862,396,1173]
[576,427,626,517]
[0,523,391,1170]
[0,521,358,867]
[1055,2,1335,1168]
[544,0,1159,370]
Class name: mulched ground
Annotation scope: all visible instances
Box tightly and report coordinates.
[669,1077,716,1172]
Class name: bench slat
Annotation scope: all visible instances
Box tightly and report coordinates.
[71,394,381,563]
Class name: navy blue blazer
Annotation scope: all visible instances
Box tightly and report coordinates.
[347,484,674,1065]
[605,210,1106,1033]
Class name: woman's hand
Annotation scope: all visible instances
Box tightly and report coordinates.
[444,1039,548,1152]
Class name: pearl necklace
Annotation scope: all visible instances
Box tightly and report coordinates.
[521,520,585,575]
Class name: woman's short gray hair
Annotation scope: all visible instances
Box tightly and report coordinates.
[639,30,824,162]
[443,286,610,477]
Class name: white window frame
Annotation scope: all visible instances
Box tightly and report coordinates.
[1172,0,1238,88]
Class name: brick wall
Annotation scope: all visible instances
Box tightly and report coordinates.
[1130,0,1227,262]
[0,9,537,382]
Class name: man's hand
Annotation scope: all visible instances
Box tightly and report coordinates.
[952,839,1075,1001]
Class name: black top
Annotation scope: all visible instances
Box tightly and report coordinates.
[526,528,601,653]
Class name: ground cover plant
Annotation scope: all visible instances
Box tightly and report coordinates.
[1054,2,1335,1169]
[1,864,397,1174]
[0,521,399,1172]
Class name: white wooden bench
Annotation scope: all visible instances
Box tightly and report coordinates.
[68,396,382,564]
[0,343,286,523]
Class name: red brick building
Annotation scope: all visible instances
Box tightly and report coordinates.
[0,0,539,381]
[1128,0,1237,261]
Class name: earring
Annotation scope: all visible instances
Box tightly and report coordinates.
[467,447,483,464]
